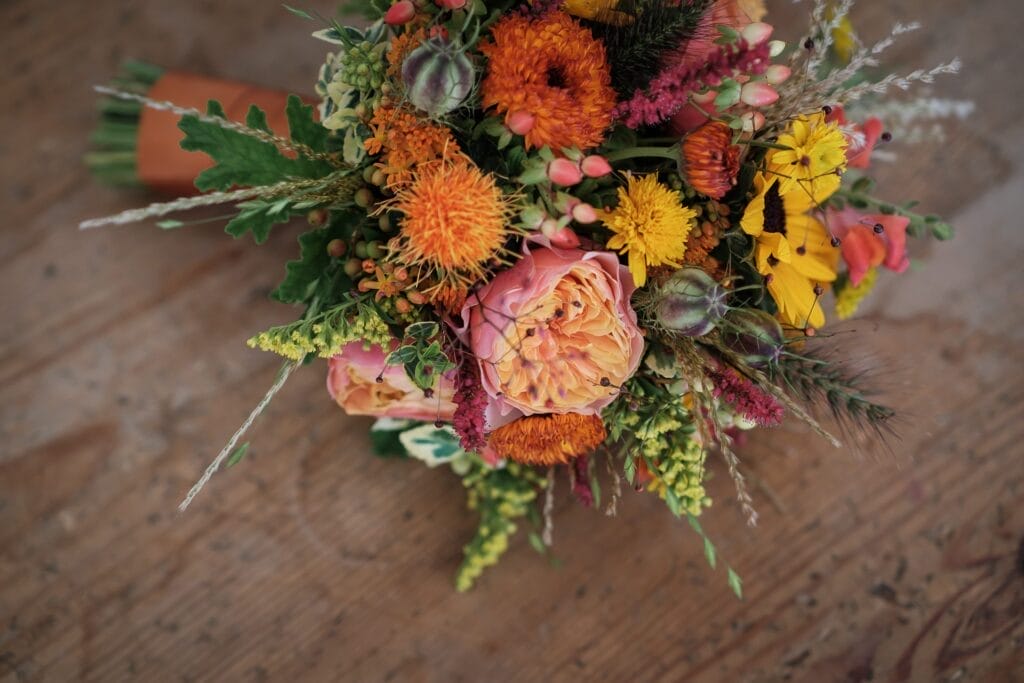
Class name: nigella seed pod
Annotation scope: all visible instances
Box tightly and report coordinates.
[722,309,785,367]
[402,38,474,118]
[654,268,728,337]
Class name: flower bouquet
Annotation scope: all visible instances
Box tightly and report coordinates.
[84,0,963,592]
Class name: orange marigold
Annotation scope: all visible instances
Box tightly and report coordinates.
[488,413,607,466]
[364,104,460,187]
[479,12,616,151]
[385,155,513,307]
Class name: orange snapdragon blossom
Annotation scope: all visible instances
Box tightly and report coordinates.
[456,245,644,429]
[479,11,616,151]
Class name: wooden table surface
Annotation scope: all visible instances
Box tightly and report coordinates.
[2,1,1022,681]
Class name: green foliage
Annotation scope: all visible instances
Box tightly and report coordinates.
[178,96,338,243]
[180,99,332,192]
[385,322,457,391]
[225,442,251,468]
[455,460,545,592]
[272,210,361,304]
[686,515,743,599]
[585,0,713,94]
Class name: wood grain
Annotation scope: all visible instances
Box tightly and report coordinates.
[1,1,1022,681]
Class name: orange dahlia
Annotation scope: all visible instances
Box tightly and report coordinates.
[488,413,607,466]
[480,11,616,151]
[682,121,741,199]
[385,155,513,306]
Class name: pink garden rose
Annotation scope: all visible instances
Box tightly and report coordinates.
[827,208,910,286]
[456,246,645,429]
[327,341,456,421]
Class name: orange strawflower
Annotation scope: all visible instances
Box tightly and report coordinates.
[385,155,513,307]
[488,413,607,466]
[682,121,741,199]
[479,12,616,151]
[364,104,460,187]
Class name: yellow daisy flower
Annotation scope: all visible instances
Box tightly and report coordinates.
[602,174,697,287]
[767,112,847,202]
[741,174,838,329]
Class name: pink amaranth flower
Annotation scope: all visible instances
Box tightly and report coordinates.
[617,37,771,129]
[452,361,488,453]
[571,454,595,507]
[709,364,783,427]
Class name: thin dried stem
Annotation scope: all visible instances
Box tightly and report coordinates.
[178,360,300,512]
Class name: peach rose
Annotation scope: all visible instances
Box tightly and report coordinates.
[327,342,456,421]
[456,246,644,428]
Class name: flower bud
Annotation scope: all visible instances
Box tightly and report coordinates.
[402,38,475,117]
[654,268,728,337]
[384,0,416,25]
[722,309,785,367]
[506,110,535,135]
[547,158,583,186]
[740,81,779,107]
[580,155,612,178]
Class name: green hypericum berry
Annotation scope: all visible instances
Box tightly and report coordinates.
[402,38,475,118]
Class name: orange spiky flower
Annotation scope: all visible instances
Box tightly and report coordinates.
[364,103,460,187]
[479,11,616,151]
[384,155,513,308]
[682,121,741,199]
[488,413,607,466]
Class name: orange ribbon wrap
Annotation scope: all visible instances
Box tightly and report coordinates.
[137,71,313,195]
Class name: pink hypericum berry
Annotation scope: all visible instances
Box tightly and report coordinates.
[436,0,466,8]
[741,22,774,46]
[765,64,792,85]
[571,202,598,224]
[740,111,766,132]
[580,154,612,178]
[547,158,583,186]
[506,110,535,135]
[384,0,416,25]
[740,81,779,106]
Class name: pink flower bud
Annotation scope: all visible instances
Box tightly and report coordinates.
[506,110,535,136]
[741,22,774,46]
[547,158,583,186]
[765,64,791,85]
[384,0,416,25]
[436,0,466,8]
[549,227,581,249]
[580,155,612,178]
[740,81,779,107]
[571,202,598,224]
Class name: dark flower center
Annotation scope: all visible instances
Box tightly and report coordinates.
[762,181,787,235]
[546,65,568,89]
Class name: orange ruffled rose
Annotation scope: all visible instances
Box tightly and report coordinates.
[456,244,644,429]
[327,341,456,421]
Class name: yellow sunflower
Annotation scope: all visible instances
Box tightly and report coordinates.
[602,174,697,287]
[767,112,847,203]
[741,173,838,329]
